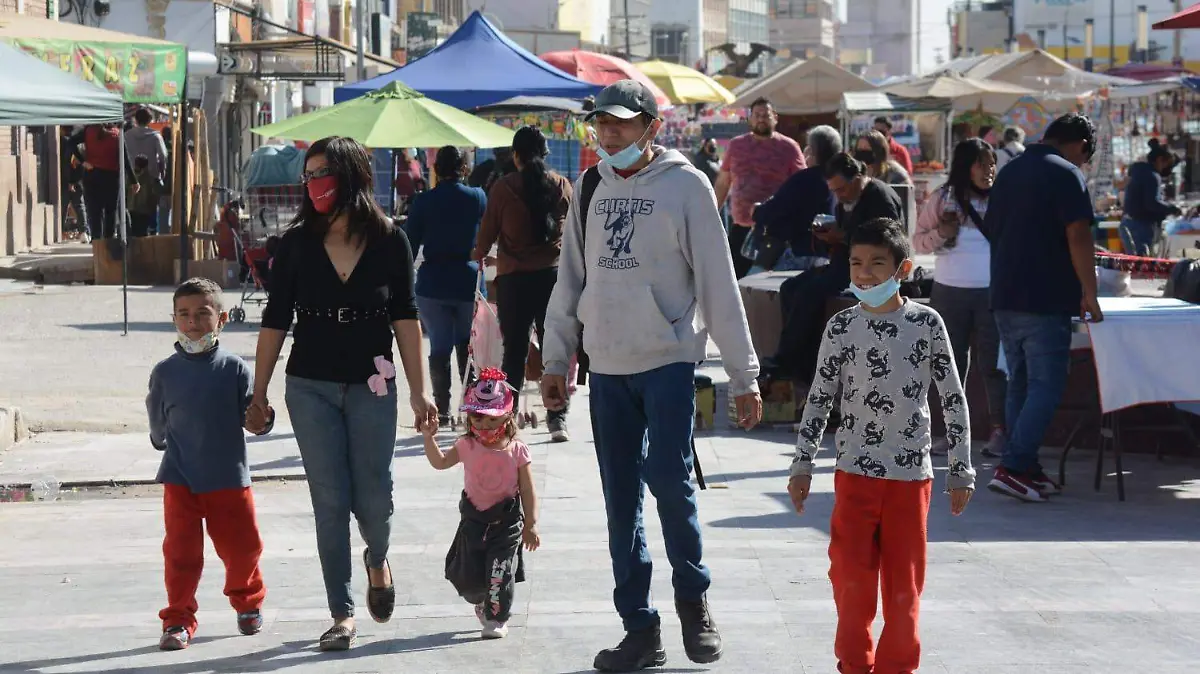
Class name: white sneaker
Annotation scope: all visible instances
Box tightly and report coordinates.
[548,418,569,443]
[481,620,508,639]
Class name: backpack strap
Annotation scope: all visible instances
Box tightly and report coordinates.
[574,166,601,385]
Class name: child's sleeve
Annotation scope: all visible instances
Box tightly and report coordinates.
[929,313,976,491]
[146,366,168,451]
[512,441,532,468]
[790,325,843,478]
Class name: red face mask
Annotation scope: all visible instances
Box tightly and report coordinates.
[307,175,339,214]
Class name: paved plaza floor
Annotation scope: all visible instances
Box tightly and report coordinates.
[3,284,1200,673]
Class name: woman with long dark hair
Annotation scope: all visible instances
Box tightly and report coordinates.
[855,130,912,186]
[248,136,438,651]
[473,126,573,442]
[408,146,487,424]
[913,138,1006,457]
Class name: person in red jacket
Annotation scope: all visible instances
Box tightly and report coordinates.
[874,117,914,176]
[65,123,136,239]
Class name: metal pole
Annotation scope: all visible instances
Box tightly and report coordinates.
[1085,18,1095,71]
[1136,5,1148,63]
[356,0,366,81]
[1063,19,1068,61]
[119,126,129,337]
[1176,0,1184,64]
[179,99,190,282]
[623,0,631,58]
[1109,0,1116,67]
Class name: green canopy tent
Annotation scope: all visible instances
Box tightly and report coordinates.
[0,42,135,333]
[252,81,516,148]
[0,13,187,105]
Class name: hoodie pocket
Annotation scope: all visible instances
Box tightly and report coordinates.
[579,281,679,361]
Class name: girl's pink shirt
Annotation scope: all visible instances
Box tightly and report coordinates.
[454,436,531,511]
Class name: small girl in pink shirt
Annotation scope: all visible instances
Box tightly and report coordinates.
[422,367,540,640]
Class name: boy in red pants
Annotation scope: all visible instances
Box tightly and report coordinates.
[787,218,975,674]
[147,278,274,650]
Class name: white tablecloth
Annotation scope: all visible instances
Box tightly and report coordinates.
[1084,297,1200,413]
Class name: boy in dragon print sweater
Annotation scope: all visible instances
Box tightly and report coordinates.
[786,217,975,674]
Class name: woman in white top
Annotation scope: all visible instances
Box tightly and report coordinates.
[914,138,1006,457]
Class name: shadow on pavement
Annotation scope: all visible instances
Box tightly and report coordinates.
[705,452,1200,544]
[0,631,463,673]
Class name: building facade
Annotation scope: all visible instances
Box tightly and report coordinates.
[770,0,836,62]
[650,0,703,65]
[610,0,651,58]
[702,0,729,71]
[842,0,948,77]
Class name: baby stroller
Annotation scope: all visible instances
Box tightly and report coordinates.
[453,270,540,430]
[227,232,279,324]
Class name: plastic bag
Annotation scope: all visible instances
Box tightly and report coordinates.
[469,295,504,371]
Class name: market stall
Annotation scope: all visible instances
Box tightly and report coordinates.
[0,13,191,293]
[540,49,671,109]
[634,60,736,106]
[840,91,953,230]
[0,42,131,331]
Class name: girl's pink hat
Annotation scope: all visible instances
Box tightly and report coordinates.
[460,367,515,417]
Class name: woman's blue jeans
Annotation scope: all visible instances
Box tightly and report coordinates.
[416,295,473,358]
[285,375,398,619]
[1119,217,1157,257]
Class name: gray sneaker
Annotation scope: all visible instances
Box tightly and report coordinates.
[548,417,569,443]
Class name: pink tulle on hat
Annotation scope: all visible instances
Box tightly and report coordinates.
[460,367,515,417]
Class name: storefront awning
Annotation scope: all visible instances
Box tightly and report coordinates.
[0,13,186,104]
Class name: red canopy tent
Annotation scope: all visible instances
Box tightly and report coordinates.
[1153,2,1200,29]
[540,49,673,109]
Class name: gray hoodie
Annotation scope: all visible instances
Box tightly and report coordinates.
[542,147,761,396]
[125,125,168,179]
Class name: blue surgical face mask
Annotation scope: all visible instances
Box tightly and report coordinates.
[850,273,903,309]
[597,123,654,170]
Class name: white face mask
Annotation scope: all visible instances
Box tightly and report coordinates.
[177,330,218,354]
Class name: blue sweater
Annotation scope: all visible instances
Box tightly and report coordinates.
[1123,161,1177,224]
[407,180,486,302]
[147,344,263,493]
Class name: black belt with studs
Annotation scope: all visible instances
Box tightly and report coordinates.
[297,307,388,323]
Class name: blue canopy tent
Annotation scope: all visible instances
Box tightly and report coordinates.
[334,11,602,109]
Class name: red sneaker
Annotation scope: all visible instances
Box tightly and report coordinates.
[988,467,1046,502]
[1028,470,1062,496]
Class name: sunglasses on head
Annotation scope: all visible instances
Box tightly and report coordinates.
[300,167,335,184]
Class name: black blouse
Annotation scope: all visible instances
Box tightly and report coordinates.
[262,224,420,384]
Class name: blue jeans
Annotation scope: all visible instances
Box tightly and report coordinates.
[1118,217,1156,256]
[590,361,709,631]
[994,311,1072,475]
[416,295,473,358]
[285,375,398,618]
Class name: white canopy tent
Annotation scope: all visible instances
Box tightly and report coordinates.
[732,56,877,115]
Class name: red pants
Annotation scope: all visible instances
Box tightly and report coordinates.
[828,471,931,674]
[160,484,266,635]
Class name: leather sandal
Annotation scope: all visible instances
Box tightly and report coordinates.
[363,549,396,623]
[318,624,357,651]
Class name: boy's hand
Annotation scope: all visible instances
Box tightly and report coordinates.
[541,375,568,411]
[245,398,273,435]
[522,523,541,552]
[949,488,973,516]
[787,475,812,514]
[734,392,763,430]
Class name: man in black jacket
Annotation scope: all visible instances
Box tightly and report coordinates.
[771,152,903,385]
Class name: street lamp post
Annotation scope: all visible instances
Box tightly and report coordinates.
[1038,29,1046,50]
[1084,18,1095,72]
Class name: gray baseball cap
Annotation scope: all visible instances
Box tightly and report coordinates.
[585,79,660,121]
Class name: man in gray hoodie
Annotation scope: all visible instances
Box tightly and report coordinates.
[541,80,763,672]
[125,108,168,234]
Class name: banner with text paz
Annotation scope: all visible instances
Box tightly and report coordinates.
[10,38,186,104]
